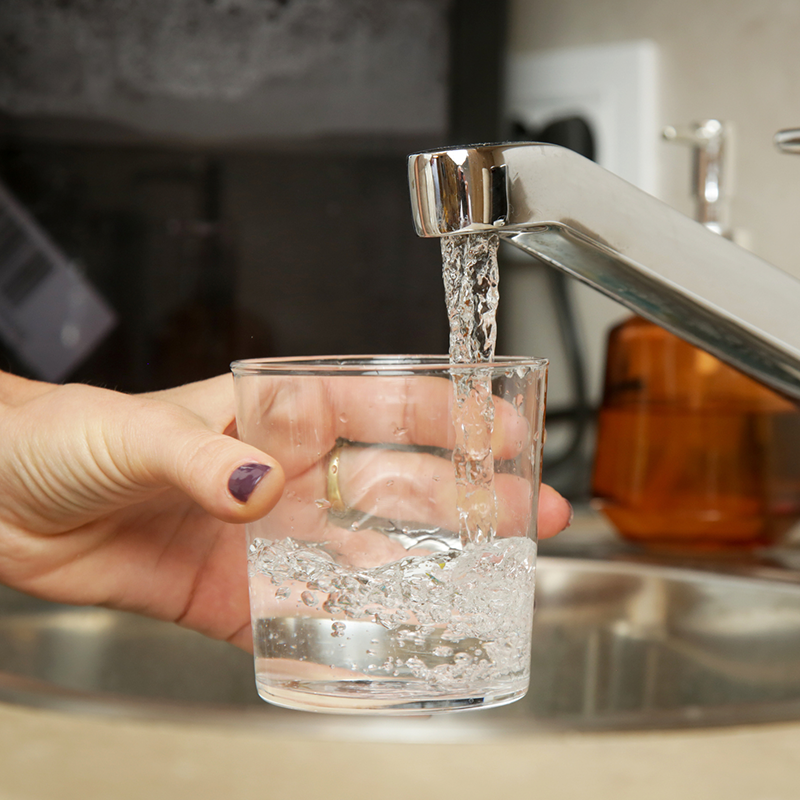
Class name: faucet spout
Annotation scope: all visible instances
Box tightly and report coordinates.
[408,142,800,401]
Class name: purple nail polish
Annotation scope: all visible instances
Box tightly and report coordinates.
[229,463,271,503]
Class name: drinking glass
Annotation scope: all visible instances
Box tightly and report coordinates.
[232,355,548,714]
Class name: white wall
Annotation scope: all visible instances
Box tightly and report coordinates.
[502,0,800,407]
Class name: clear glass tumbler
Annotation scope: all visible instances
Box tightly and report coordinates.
[231,355,548,714]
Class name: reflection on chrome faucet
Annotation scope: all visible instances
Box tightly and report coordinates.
[408,142,800,401]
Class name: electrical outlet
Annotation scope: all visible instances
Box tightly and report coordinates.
[506,40,659,193]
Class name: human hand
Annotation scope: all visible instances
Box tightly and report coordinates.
[238,371,559,567]
[0,371,572,649]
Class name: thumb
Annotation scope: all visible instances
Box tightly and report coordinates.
[142,409,286,524]
[2,382,286,534]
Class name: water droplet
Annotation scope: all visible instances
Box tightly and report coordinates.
[301,591,317,607]
[331,621,346,637]
[275,586,292,599]
[386,479,394,487]
[315,498,332,509]
[322,596,341,613]
[339,413,348,424]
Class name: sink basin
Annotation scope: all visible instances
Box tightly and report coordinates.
[3,555,800,740]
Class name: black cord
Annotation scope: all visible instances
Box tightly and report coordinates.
[543,268,593,472]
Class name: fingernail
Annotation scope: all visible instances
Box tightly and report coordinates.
[565,501,574,529]
[229,463,271,503]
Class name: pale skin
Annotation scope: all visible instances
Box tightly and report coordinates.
[0,370,573,651]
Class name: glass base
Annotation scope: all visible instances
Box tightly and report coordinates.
[256,676,528,715]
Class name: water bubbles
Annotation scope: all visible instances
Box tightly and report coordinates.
[301,591,317,607]
[404,656,426,676]
[249,536,536,690]
[322,595,341,614]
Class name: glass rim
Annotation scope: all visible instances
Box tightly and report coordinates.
[231,354,549,376]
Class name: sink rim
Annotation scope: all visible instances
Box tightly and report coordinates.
[4,554,800,740]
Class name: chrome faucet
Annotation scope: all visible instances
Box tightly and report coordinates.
[408,142,800,401]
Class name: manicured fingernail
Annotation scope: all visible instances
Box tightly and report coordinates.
[229,463,271,503]
[565,501,574,529]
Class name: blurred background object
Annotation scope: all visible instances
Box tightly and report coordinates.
[0,178,116,381]
[0,0,508,392]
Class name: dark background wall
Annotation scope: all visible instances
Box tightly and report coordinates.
[0,0,507,392]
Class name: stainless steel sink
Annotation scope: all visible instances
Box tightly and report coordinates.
[3,555,800,740]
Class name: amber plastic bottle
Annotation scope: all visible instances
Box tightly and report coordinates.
[592,316,800,549]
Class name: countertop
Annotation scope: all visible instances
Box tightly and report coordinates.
[2,700,800,799]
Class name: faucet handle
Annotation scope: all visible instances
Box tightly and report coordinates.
[663,119,725,147]
[663,120,729,236]
[774,129,800,153]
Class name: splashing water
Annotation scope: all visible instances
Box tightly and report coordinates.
[441,233,500,546]
[441,233,500,364]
